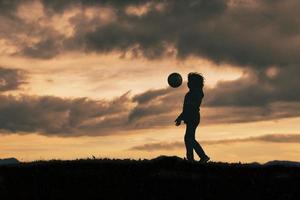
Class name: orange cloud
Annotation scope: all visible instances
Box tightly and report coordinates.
[129,134,300,151]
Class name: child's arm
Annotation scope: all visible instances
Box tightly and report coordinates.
[175,112,183,123]
[175,112,183,126]
[175,93,188,126]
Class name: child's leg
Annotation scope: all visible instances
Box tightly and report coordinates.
[193,140,206,158]
[192,122,208,159]
[184,122,195,161]
[186,120,207,159]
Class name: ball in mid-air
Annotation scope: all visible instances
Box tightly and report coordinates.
[168,72,182,88]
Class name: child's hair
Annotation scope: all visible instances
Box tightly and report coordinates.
[188,72,204,89]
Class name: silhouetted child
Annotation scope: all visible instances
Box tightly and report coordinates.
[175,73,210,163]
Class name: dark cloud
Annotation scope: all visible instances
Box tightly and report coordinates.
[41,0,149,12]
[70,0,228,60]
[0,84,299,136]
[0,92,131,136]
[0,67,27,92]
[20,37,64,59]
[0,88,180,136]
[204,67,300,107]
[0,0,20,16]
[59,0,300,68]
[0,0,298,68]
[132,88,170,104]
[202,103,300,124]
[128,87,176,122]
[129,134,300,151]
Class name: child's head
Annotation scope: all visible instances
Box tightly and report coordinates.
[187,72,204,90]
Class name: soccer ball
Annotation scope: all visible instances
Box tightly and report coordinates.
[168,72,182,88]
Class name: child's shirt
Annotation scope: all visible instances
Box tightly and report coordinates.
[178,89,204,123]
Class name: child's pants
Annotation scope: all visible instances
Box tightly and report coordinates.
[184,117,206,161]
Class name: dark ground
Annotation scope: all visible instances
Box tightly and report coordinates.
[0,156,299,200]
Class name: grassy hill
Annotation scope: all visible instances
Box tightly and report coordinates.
[0,156,299,200]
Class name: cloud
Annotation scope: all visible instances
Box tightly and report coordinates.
[130,141,183,152]
[20,36,64,59]
[0,0,298,68]
[128,87,177,122]
[0,87,181,136]
[0,91,132,136]
[1,1,299,108]
[0,0,300,136]
[0,0,19,16]
[0,67,297,136]
[132,88,170,104]
[129,134,300,151]
[0,67,27,92]
[126,80,300,126]
[204,67,300,107]
[0,83,299,136]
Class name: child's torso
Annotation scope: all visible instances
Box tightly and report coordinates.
[183,90,203,121]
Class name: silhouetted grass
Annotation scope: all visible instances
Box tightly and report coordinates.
[0,156,299,200]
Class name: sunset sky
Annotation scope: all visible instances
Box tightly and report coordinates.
[1,0,300,163]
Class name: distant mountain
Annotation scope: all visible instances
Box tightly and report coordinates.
[0,157,20,166]
[264,160,300,167]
